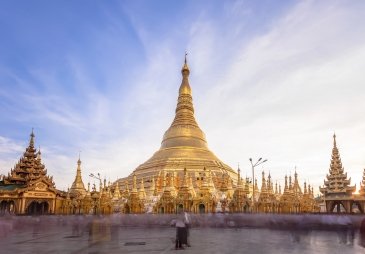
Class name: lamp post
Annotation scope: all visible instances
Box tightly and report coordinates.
[89,173,102,215]
[89,173,102,187]
[249,158,268,212]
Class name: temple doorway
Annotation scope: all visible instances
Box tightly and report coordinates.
[124,204,130,214]
[352,202,363,213]
[330,201,346,213]
[0,200,15,215]
[177,204,183,213]
[26,201,49,215]
[199,203,205,214]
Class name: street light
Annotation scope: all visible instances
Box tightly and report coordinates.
[249,157,268,212]
[89,173,102,189]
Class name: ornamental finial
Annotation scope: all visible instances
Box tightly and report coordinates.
[29,128,35,147]
[181,52,190,76]
[333,132,337,147]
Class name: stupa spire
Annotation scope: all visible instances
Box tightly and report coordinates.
[161,54,208,149]
[304,181,307,194]
[333,133,337,147]
[113,181,121,200]
[261,171,267,191]
[29,128,35,148]
[181,52,190,77]
[284,175,288,191]
[69,156,86,197]
[237,166,242,186]
[320,134,355,196]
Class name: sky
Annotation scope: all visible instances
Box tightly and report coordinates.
[1,0,365,194]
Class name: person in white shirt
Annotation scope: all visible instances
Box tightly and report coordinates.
[171,212,188,249]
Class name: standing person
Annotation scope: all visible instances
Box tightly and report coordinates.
[184,212,191,247]
[171,213,186,249]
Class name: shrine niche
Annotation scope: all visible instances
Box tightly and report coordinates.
[26,200,49,215]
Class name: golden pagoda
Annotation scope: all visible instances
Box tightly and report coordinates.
[320,134,356,213]
[121,56,237,188]
[229,167,250,212]
[69,156,87,198]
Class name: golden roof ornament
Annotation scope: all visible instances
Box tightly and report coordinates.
[181,52,190,77]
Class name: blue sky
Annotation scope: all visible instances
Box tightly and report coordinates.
[1,0,365,193]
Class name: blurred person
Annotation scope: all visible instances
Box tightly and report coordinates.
[359,217,365,248]
[171,212,187,250]
[184,212,191,247]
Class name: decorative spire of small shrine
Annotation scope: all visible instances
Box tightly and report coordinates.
[268,172,272,193]
[292,168,302,195]
[304,181,307,194]
[132,173,137,193]
[244,177,250,195]
[69,156,86,197]
[284,175,288,191]
[139,178,146,199]
[254,178,259,192]
[113,181,121,200]
[289,175,293,191]
[360,169,365,196]
[36,146,42,160]
[261,171,267,191]
[29,128,35,148]
[275,181,278,194]
[235,166,244,191]
[320,134,356,196]
[124,180,129,194]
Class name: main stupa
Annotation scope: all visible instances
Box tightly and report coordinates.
[120,56,237,188]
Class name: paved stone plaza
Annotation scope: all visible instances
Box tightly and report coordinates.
[1,215,365,253]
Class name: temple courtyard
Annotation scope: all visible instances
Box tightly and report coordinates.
[1,214,365,253]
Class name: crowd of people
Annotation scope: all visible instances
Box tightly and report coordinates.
[0,213,365,249]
